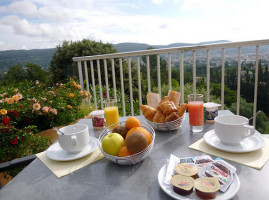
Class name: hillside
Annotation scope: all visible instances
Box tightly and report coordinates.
[2,40,259,74]
[0,48,56,74]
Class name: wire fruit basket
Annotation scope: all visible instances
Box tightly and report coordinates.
[145,113,185,131]
[98,121,155,165]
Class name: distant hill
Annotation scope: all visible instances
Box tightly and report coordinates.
[0,48,56,74]
[4,40,268,74]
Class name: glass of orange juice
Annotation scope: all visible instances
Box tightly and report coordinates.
[104,99,119,129]
[188,94,204,132]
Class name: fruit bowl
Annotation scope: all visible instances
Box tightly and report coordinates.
[145,113,185,131]
[98,121,155,165]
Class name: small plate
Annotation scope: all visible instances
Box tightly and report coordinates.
[158,164,240,200]
[46,136,98,161]
[204,130,265,153]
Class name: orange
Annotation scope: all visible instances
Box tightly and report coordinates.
[118,146,133,157]
[125,116,140,130]
[126,127,152,145]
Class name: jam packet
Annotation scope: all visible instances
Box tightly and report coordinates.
[198,160,236,192]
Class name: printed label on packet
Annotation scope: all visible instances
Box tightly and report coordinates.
[193,155,214,170]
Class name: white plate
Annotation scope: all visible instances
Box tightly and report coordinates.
[46,136,98,161]
[204,130,265,153]
[158,164,240,200]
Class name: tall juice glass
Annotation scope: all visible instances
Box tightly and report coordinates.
[188,94,204,132]
[104,99,119,129]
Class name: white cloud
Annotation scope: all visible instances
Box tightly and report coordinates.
[151,0,164,4]
[0,0,269,50]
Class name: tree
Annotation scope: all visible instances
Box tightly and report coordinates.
[49,39,117,83]
[2,63,50,85]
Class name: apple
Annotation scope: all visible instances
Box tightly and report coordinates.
[101,133,125,156]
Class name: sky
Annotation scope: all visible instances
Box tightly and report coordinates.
[0,0,268,50]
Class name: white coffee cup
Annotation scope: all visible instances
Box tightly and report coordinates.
[214,115,255,145]
[57,124,89,153]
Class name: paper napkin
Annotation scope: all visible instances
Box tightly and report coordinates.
[36,148,104,178]
[189,137,269,170]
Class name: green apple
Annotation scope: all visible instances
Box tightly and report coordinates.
[102,133,125,156]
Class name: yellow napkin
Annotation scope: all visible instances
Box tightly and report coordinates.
[36,148,104,178]
[189,137,269,170]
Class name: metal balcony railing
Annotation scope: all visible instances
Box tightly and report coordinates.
[73,39,269,127]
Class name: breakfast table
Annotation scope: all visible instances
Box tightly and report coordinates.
[0,110,269,200]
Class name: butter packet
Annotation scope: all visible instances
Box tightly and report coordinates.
[198,160,236,192]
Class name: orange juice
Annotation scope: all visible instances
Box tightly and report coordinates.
[188,101,204,126]
[104,106,119,128]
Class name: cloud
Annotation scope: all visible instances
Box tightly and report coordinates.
[0,0,269,50]
[151,0,164,4]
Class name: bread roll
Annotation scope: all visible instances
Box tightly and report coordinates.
[168,90,181,106]
[147,93,160,108]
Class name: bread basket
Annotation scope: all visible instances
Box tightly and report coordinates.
[145,113,185,131]
[98,121,155,165]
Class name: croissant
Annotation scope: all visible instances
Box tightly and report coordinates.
[177,103,187,117]
[168,90,181,106]
[164,112,180,122]
[158,101,177,115]
[140,104,156,121]
[160,96,169,104]
[153,109,165,123]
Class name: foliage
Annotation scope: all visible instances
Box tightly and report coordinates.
[229,98,269,134]
[49,39,117,83]
[0,79,94,177]
[1,63,52,86]
[0,118,50,177]
[0,79,92,131]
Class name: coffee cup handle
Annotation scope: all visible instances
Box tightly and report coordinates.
[71,135,78,146]
[242,125,255,138]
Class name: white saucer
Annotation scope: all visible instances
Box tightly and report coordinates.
[158,164,240,200]
[204,129,265,153]
[46,136,98,161]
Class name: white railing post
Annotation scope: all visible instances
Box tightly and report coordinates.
[180,51,184,104]
[236,47,241,115]
[253,46,259,127]
[168,53,172,90]
[90,60,97,109]
[77,61,84,91]
[128,57,134,116]
[157,54,161,99]
[206,49,210,102]
[84,61,90,93]
[119,58,126,116]
[146,55,151,93]
[97,60,103,109]
[104,59,110,100]
[221,48,225,110]
[192,51,196,94]
[111,58,117,100]
[137,56,142,114]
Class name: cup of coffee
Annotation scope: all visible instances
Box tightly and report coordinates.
[214,115,255,145]
[57,124,90,153]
